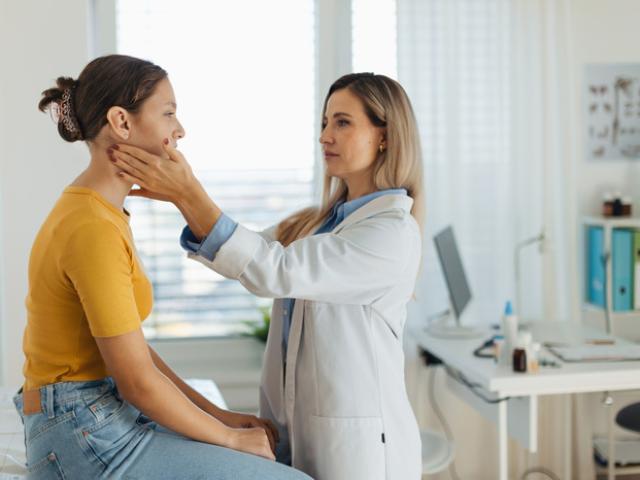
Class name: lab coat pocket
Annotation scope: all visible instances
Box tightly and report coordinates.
[307,415,385,480]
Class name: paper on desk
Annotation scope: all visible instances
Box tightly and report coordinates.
[548,344,640,362]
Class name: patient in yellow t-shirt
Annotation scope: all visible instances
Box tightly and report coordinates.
[23,184,152,389]
[13,54,306,480]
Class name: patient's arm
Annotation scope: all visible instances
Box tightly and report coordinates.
[95,329,274,460]
[147,345,278,451]
[147,345,226,416]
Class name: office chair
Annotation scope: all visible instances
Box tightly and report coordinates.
[417,348,456,475]
[616,402,640,433]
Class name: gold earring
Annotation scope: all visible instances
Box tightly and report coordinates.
[379,144,385,153]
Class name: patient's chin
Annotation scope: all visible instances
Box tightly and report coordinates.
[143,146,167,158]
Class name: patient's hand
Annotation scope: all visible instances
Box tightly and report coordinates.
[221,411,279,455]
[228,427,275,460]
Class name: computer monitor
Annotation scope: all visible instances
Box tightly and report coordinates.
[433,225,472,325]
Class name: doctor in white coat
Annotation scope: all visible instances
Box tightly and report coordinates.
[111,72,425,480]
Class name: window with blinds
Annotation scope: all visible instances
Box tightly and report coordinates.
[116,0,316,338]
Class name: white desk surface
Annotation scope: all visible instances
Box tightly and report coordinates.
[413,321,640,397]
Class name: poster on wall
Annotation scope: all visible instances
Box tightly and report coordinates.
[585,64,640,161]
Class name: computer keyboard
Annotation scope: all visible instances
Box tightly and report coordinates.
[546,343,640,362]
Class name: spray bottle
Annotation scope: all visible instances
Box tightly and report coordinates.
[499,301,519,366]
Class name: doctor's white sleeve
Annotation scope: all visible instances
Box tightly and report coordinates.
[188,213,420,305]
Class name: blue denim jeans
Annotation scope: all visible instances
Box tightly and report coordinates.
[13,378,312,479]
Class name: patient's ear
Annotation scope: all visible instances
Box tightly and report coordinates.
[106,106,131,141]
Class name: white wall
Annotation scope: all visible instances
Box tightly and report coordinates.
[573,0,640,218]
[0,0,92,386]
[572,0,640,339]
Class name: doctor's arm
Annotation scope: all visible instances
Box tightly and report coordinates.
[202,219,419,304]
[110,142,419,303]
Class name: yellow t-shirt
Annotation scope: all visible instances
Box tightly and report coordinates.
[22,186,153,390]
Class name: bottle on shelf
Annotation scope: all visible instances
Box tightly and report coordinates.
[622,196,633,217]
[612,192,623,216]
[602,192,614,217]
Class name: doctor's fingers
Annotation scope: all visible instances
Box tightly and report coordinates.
[110,151,147,179]
[112,143,158,166]
[117,170,148,189]
[161,140,190,167]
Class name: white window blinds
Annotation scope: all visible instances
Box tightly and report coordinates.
[116,0,316,338]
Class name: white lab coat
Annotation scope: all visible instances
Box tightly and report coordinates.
[189,194,422,480]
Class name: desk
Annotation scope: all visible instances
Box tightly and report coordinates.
[413,321,640,480]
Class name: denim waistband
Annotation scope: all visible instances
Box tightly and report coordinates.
[15,377,117,418]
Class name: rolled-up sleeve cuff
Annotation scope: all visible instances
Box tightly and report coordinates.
[179,214,238,261]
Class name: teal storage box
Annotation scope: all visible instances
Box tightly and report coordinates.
[612,228,633,311]
[587,226,605,307]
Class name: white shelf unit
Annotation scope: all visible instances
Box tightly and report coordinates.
[584,217,640,479]
[583,216,640,338]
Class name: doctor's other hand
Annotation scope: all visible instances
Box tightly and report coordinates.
[109,140,199,204]
[226,426,276,461]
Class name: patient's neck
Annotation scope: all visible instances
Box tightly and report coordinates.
[70,143,132,211]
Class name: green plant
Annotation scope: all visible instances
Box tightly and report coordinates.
[243,305,271,343]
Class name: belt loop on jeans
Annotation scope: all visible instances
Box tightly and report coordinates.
[45,384,55,419]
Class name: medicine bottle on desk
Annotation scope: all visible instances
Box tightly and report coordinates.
[513,331,532,373]
[529,342,541,373]
[500,301,518,366]
[513,348,527,372]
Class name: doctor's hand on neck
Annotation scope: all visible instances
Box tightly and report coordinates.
[109,140,222,240]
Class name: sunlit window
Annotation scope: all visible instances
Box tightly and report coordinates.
[116,0,316,338]
[352,0,397,78]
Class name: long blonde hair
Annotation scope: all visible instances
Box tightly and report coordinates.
[276,73,424,246]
